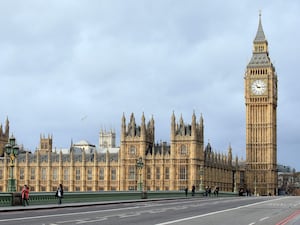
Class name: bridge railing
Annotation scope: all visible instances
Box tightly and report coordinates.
[0,191,238,207]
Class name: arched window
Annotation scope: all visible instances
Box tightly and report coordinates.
[180,145,187,155]
[129,146,136,155]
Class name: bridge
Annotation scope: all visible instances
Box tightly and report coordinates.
[0,191,238,207]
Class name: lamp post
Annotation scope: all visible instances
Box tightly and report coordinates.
[233,171,237,193]
[199,166,204,191]
[5,135,19,192]
[254,175,257,196]
[136,157,144,191]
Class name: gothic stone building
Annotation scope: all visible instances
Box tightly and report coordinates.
[0,14,277,195]
[0,112,238,192]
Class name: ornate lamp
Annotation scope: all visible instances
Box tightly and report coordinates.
[5,135,19,192]
[136,157,144,191]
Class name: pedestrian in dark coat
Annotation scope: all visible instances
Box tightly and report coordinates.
[192,185,195,196]
[56,184,64,204]
[185,187,188,197]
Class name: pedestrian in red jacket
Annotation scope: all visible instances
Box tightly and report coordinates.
[21,185,29,206]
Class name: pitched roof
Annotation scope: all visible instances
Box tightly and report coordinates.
[254,13,266,42]
[247,52,272,67]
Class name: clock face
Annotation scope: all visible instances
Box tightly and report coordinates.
[251,80,267,95]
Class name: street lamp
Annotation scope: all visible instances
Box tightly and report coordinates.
[254,175,257,196]
[199,166,204,191]
[5,135,19,192]
[233,171,237,193]
[136,157,144,191]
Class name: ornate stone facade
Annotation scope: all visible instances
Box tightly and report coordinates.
[0,113,237,192]
[244,14,278,195]
[119,112,236,192]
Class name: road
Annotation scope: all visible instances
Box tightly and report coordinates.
[0,196,300,225]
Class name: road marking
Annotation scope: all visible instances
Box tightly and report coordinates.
[0,197,288,224]
[156,198,282,225]
[76,218,107,224]
[275,210,300,225]
[119,212,141,218]
[0,206,139,222]
[53,218,96,224]
[248,223,255,225]
[149,209,168,213]
[260,216,269,221]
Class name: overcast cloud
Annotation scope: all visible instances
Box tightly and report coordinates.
[1,1,299,170]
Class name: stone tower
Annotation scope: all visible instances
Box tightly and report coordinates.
[170,112,204,190]
[0,117,9,157]
[244,13,278,195]
[39,134,53,153]
[119,113,155,190]
[99,129,116,148]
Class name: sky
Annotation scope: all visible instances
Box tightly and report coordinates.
[0,1,299,170]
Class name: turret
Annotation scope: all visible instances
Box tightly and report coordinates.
[192,111,196,137]
[178,114,185,135]
[199,114,204,139]
[141,112,146,139]
[148,115,155,143]
[228,144,232,165]
[5,117,9,136]
[129,113,136,137]
[121,113,126,141]
[171,111,176,139]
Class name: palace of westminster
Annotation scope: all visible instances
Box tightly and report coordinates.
[0,15,279,195]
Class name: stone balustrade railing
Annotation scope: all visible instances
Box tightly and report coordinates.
[0,191,238,207]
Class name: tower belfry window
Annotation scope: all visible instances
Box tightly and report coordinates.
[259,46,264,52]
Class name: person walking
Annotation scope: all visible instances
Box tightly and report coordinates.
[214,186,219,197]
[56,184,64,204]
[192,185,195,196]
[21,185,29,206]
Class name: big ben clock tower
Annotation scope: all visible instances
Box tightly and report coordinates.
[245,13,278,196]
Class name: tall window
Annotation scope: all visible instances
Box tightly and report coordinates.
[147,167,151,179]
[41,168,46,181]
[156,167,160,179]
[87,168,92,181]
[180,145,187,155]
[76,168,80,180]
[111,168,116,180]
[103,141,108,148]
[30,168,35,180]
[19,168,24,180]
[129,166,135,180]
[64,168,69,181]
[179,166,187,180]
[0,169,2,179]
[129,146,136,155]
[165,167,170,180]
[53,168,58,181]
[99,168,104,180]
